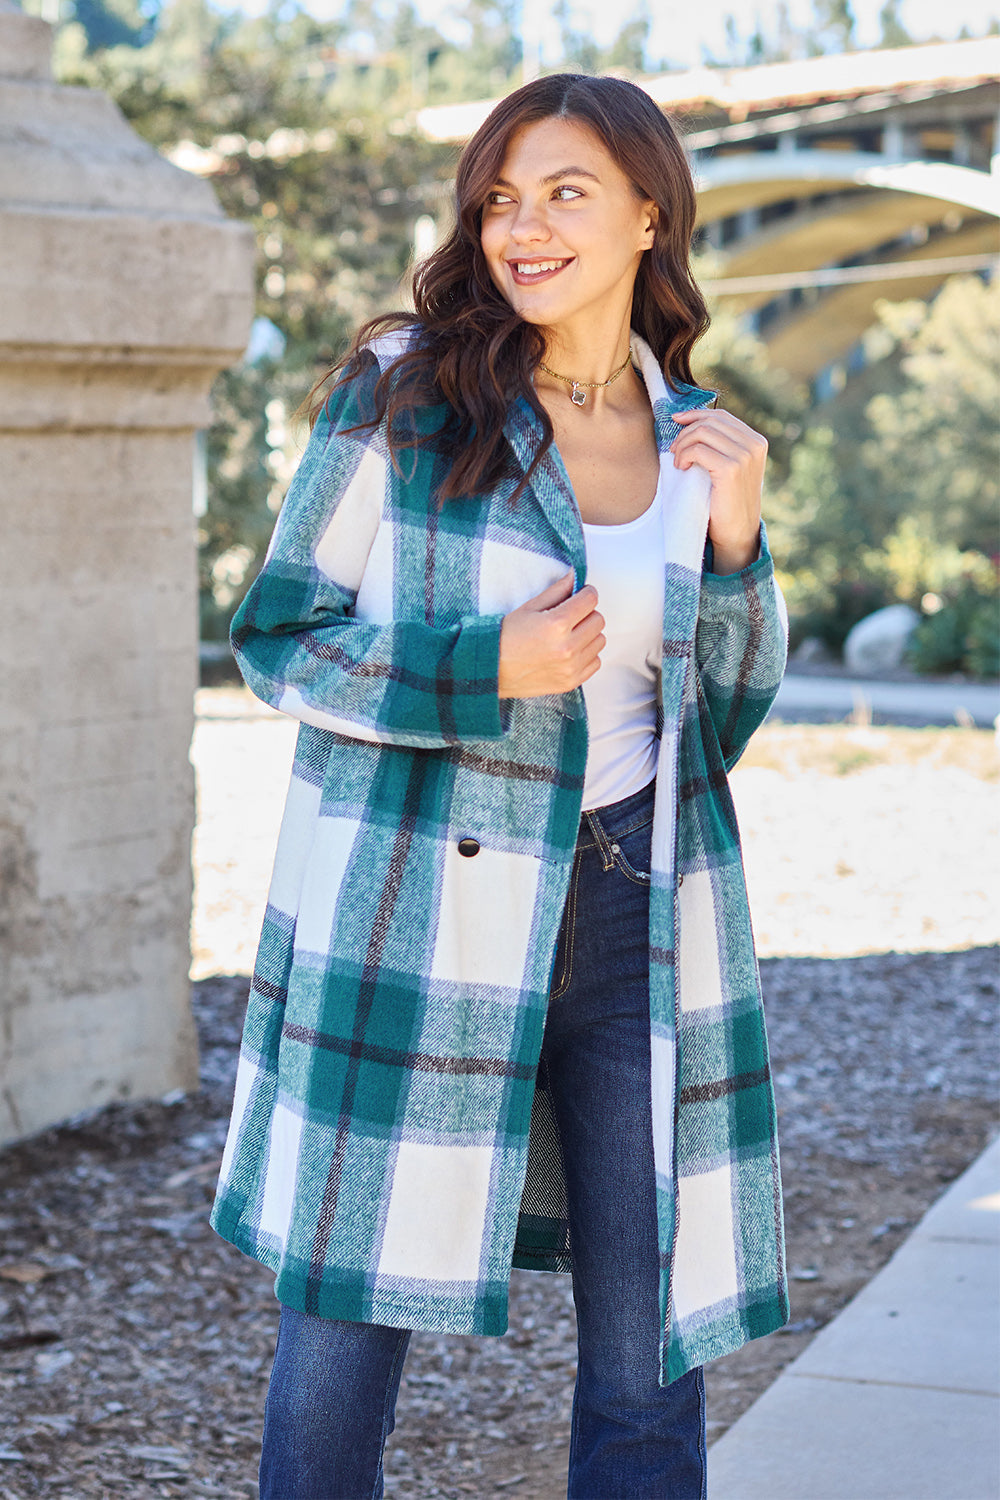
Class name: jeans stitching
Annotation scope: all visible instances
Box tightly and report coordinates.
[608,818,654,886]
[374,1329,410,1499]
[567,1323,584,1498]
[578,807,654,854]
[550,854,581,1000]
[613,854,652,886]
[583,809,615,870]
[696,1365,707,1500]
[604,808,655,842]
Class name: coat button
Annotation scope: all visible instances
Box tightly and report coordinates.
[457,837,480,857]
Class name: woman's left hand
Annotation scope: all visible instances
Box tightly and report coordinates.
[670,408,767,576]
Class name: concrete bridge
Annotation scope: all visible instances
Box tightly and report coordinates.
[418,38,999,389]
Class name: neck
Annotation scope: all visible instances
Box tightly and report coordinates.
[536,328,642,417]
[539,304,635,388]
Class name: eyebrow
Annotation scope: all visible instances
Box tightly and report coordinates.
[494,166,602,189]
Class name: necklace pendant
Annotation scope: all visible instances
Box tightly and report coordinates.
[570,383,587,406]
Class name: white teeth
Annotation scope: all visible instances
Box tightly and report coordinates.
[515,261,565,275]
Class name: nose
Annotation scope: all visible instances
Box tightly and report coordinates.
[509,199,549,244]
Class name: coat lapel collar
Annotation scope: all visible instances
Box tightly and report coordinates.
[629,332,716,459]
[502,396,587,582]
[631,334,716,640]
[503,337,717,589]
[630,338,718,887]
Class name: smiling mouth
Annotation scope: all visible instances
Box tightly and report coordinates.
[508,258,573,285]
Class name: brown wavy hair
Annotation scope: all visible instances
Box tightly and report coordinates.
[310,72,709,502]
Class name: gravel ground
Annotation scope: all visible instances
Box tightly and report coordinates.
[1,700,997,1499]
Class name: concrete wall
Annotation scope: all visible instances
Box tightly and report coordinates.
[0,1,254,1144]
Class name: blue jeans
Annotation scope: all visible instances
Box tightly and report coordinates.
[259,778,706,1499]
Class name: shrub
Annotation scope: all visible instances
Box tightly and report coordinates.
[908,575,1000,680]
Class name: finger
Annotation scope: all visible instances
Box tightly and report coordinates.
[548,583,600,626]
[673,440,757,473]
[672,415,759,450]
[672,429,753,465]
[677,417,773,462]
[673,407,744,429]
[524,569,576,612]
[673,416,767,460]
[571,610,605,647]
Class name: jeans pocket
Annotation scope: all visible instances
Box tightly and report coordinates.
[608,818,653,885]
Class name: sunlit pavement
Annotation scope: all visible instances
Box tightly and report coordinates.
[773,671,1000,727]
[189,683,1000,978]
[708,1135,1000,1498]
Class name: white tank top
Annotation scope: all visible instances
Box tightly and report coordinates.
[580,477,664,810]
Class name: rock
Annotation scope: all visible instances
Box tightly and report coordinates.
[843,605,920,674]
[791,635,832,665]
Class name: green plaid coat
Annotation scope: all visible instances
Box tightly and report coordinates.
[211,333,789,1384]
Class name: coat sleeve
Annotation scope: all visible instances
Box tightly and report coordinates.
[230,353,508,750]
[695,523,787,771]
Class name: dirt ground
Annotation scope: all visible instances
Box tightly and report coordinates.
[1,711,997,1499]
[189,696,1000,979]
[1,954,995,1500]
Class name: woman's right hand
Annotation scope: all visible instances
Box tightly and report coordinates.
[498,570,605,699]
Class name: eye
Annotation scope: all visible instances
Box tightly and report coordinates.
[486,190,514,206]
[553,185,583,201]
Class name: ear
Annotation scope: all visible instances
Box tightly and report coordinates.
[639,200,658,251]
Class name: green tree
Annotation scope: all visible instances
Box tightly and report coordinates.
[764,276,999,661]
[604,11,652,72]
[808,0,857,54]
[429,0,521,100]
[53,0,458,636]
[554,3,652,74]
[863,277,999,560]
[713,0,864,66]
[691,299,803,488]
[877,0,912,49]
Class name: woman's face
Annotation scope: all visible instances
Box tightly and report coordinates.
[480,115,657,338]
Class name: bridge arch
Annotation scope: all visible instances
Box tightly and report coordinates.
[694,151,999,222]
[695,152,998,381]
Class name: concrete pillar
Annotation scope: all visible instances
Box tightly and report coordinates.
[882,116,912,159]
[952,123,973,168]
[736,206,761,242]
[0,1,254,1144]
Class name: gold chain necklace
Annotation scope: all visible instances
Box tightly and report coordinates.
[537,351,633,407]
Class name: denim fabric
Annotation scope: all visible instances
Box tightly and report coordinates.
[259,777,706,1500]
[542,778,706,1498]
[259,1311,410,1499]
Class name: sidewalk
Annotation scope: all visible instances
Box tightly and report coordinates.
[708,1134,1000,1499]
[772,671,1000,727]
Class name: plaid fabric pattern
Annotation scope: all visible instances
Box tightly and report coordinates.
[211,334,789,1383]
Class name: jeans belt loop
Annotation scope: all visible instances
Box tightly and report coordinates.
[583,810,616,872]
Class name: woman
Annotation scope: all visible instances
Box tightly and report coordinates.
[212,72,789,1499]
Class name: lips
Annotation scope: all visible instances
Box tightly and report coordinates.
[507,258,573,287]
